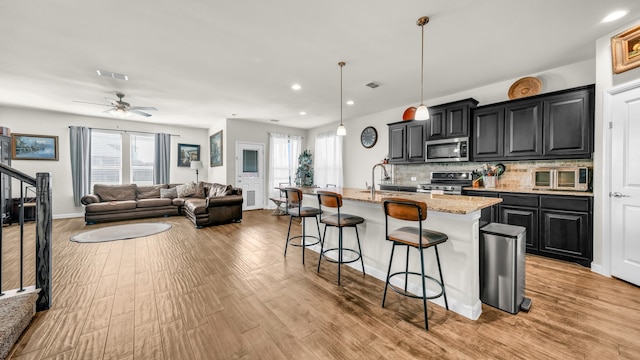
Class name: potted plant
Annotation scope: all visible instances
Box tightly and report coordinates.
[295,150,314,186]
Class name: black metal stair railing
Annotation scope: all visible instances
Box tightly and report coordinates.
[0,163,52,311]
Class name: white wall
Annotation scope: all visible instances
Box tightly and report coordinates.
[593,17,640,272]
[207,119,227,184]
[0,106,209,218]
[224,119,308,206]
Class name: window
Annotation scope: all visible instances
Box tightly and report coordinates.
[314,131,343,187]
[90,130,122,188]
[243,149,259,173]
[130,133,155,186]
[90,130,155,188]
[268,133,301,208]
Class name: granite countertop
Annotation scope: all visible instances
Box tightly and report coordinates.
[300,187,502,215]
[463,185,593,197]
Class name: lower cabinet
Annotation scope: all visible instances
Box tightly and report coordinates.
[500,206,538,251]
[463,190,592,267]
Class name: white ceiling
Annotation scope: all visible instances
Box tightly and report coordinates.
[1,1,639,130]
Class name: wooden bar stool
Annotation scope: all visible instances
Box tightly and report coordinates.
[316,190,365,285]
[284,187,321,265]
[381,197,449,331]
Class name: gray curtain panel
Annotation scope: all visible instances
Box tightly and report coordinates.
[154,133,171,184]
[69,126,91,207]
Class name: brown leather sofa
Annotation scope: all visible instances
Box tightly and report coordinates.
[80,182,243,227]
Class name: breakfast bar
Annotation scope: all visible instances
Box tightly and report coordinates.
[299,187,502,320]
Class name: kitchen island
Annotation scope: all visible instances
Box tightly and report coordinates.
[298,187,502,320]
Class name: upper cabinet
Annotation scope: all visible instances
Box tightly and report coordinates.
[426,98,478,140]
[388,120,425,163]
[472,85,594,161]
[543,89,592,157]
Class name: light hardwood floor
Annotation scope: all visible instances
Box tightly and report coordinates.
[2,210,640,359]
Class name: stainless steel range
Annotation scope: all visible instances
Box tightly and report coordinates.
[417,171,473,195]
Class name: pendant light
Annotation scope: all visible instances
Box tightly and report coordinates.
[336,61,347,136]
[414,16,430,121]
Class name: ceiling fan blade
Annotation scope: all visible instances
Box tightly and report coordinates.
[129,109,153,117]
[129,106,157,111]
[105,98,120,106]
[73,100,111,107]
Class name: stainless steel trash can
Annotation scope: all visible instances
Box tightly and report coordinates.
[480,223,531,314]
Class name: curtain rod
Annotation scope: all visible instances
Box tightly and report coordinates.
[267,132,305,139]
[69,126,180,137]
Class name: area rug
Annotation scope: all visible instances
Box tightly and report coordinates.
[70,222,172,243]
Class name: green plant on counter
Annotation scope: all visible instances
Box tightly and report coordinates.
[295,149,314,186]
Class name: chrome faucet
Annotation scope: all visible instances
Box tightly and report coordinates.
[371,163,391,198]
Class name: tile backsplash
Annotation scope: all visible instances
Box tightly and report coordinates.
[392,159,593,187]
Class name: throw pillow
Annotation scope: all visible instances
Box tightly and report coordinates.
[194,181,206,198]
[160,188,178,199]
[137,185,167,199]
[209,183,232,197]
[176,182,197,198]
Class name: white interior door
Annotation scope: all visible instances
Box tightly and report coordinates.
[609,83,640,286]
[236,142,264,211]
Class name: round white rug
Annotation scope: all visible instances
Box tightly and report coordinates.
[70,222,172,243]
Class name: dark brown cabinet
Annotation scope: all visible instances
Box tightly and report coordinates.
[463,190,592,267]
[426,98,478,140]
[388,120,425,163]
[472,85,594,161]
[472,105,504,160]
[543,89,592,157]
[538,195,591,266]
[504,100,543,158]
[497,194,539,251]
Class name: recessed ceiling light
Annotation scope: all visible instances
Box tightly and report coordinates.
[346,100,354,105]
[602,10,628,23]
[291,84,301,90]
[299,111,307,115]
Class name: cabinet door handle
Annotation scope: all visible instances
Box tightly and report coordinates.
[610,192,630,198]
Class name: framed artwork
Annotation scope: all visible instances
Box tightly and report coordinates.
[177,143,200,167]
[210,130,223,167]
[11,133,59,161]
[611,24,640,74]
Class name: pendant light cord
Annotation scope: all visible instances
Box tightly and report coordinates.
[339,61,345,126]
[420,22,424,105]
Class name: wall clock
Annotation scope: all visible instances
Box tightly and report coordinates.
[360,126,378,148]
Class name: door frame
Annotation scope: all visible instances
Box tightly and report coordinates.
[600,78,640,277]
[235,141,265,210]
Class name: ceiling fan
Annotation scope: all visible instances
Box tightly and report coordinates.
[74,92,158,117]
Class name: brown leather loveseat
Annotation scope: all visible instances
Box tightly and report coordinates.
[80,182,243,228]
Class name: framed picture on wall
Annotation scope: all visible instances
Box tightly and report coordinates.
[177,143,200,167]
[210,130,223,167]
[611,24,640,74]
[11,133,59,161]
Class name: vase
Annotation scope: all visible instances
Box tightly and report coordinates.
[483,176,496,188]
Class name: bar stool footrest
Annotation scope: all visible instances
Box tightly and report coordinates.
[320,248,362,264]
[287,235,320,248]
[387,271,445,300]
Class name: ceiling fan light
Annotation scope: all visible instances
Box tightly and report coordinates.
[337,123,347,136]
[415,105,429,120]
[110,108,129,118]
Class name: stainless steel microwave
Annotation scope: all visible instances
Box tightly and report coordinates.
[425,137,469,163]
[532,167,590,191]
